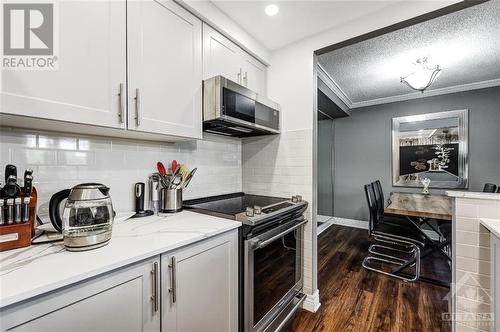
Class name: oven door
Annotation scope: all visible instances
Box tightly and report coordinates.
[244,216,306,332]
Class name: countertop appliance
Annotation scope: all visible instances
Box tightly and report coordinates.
[49,183,114,251]
[184,192,307,332]
[203,76,280,137]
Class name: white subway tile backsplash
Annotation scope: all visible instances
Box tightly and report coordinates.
[38,135,77,150]
[58,151,94,165]
[12,149,57,165]
[1,129,242,212]
[242,129,315,299]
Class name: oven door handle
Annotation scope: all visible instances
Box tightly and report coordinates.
[252,219,308,249]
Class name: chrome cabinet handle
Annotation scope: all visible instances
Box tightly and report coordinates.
[243,71,248,86]
[237,68,242,84]
[168,256,177,303]
[118,83,124,123]
[252,219,308,249]
[151,262,159,313]
[134,88,140,126]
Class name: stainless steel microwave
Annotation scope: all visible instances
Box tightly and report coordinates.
[203,76,280,137]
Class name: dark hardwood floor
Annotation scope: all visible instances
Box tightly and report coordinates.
[287,225,451,332]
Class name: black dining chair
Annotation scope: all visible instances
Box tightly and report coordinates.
[362,183,424,281]
[483,183,497,193]
[372,180,412,226]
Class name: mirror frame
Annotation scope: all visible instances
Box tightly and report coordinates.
[392,109,469,189]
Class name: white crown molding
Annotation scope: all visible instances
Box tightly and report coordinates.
[316,63,353,110]
[350,78,500,109]
[317,63,500,110]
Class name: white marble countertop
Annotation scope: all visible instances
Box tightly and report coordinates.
[480,218,500,239]
[0,211,240,309]
[446,191,500,201]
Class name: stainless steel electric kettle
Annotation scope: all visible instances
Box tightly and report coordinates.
[49,183,114,251]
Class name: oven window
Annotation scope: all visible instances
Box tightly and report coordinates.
[253,232,297,325]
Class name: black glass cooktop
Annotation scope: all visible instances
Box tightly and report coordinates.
[184,193,287,217]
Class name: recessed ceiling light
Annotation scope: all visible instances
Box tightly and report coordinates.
[265,4,279,16]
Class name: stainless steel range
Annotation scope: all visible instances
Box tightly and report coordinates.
[184,193,308,332]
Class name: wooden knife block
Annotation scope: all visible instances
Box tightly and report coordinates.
[0,188,37,252]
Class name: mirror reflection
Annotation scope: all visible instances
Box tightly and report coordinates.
[393,110,468,188]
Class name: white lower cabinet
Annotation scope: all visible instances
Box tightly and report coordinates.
[0,230,238,332]
[161,231,239,332]
[1,256,161,332]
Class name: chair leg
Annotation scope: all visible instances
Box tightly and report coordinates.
[362,235,421,282]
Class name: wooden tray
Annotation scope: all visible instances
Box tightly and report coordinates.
[0,188,37,252]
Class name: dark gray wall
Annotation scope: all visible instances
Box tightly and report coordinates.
[318,119,334,216]
[333,86,500,221]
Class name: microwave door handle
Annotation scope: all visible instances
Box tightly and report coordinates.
[252,219,307,249]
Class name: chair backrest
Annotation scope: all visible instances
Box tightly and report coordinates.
[483,183,497,193]
[373,180,384,217]
[364,183,379,235]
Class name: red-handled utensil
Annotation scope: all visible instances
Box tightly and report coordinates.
[157,162,167,177]
[171,160,179,173]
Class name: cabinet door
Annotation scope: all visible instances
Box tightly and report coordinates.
[1,257,160,332]
[127,0,202,139]
[161,230,238,332]
[1,0,126,129]
[202,23,242,84]
[242,55,267,96]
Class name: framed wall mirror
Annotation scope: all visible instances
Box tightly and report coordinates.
[392,109,469,188]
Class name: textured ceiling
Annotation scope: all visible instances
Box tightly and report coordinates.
[318,0,500,106]
[211,0,402,50]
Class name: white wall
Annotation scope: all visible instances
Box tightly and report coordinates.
[0,128,241,217]
[180,0,271,64]
[263,0,461,311]
[451,195,500,332]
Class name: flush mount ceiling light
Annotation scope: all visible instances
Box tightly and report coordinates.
[400,57,442,92]
[265,4,279,16]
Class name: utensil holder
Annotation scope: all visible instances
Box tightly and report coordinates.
[0,188,38,252]
[161,188,182,213]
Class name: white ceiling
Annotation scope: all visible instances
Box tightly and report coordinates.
[318,0,500,108]
[210,0,403,50]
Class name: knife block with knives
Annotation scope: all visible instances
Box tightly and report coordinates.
[0,165,38,252]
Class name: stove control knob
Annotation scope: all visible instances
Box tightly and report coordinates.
[291,196,298,203]
[254,206,262,215]
[245,207,254,217]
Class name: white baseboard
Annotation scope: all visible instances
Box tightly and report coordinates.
[331,217,369,229]
[317,215,441,240]
[317,216,368,235]
[302,289,321,312]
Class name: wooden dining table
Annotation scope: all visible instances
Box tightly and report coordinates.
[384,192,452,286]
[384,192,452,221]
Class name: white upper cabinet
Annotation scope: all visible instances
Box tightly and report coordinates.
[127,0,202,139]
[203,24,242,83]
[0,0,127,129]
[202,23,267,96]
[242,55,267,96]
